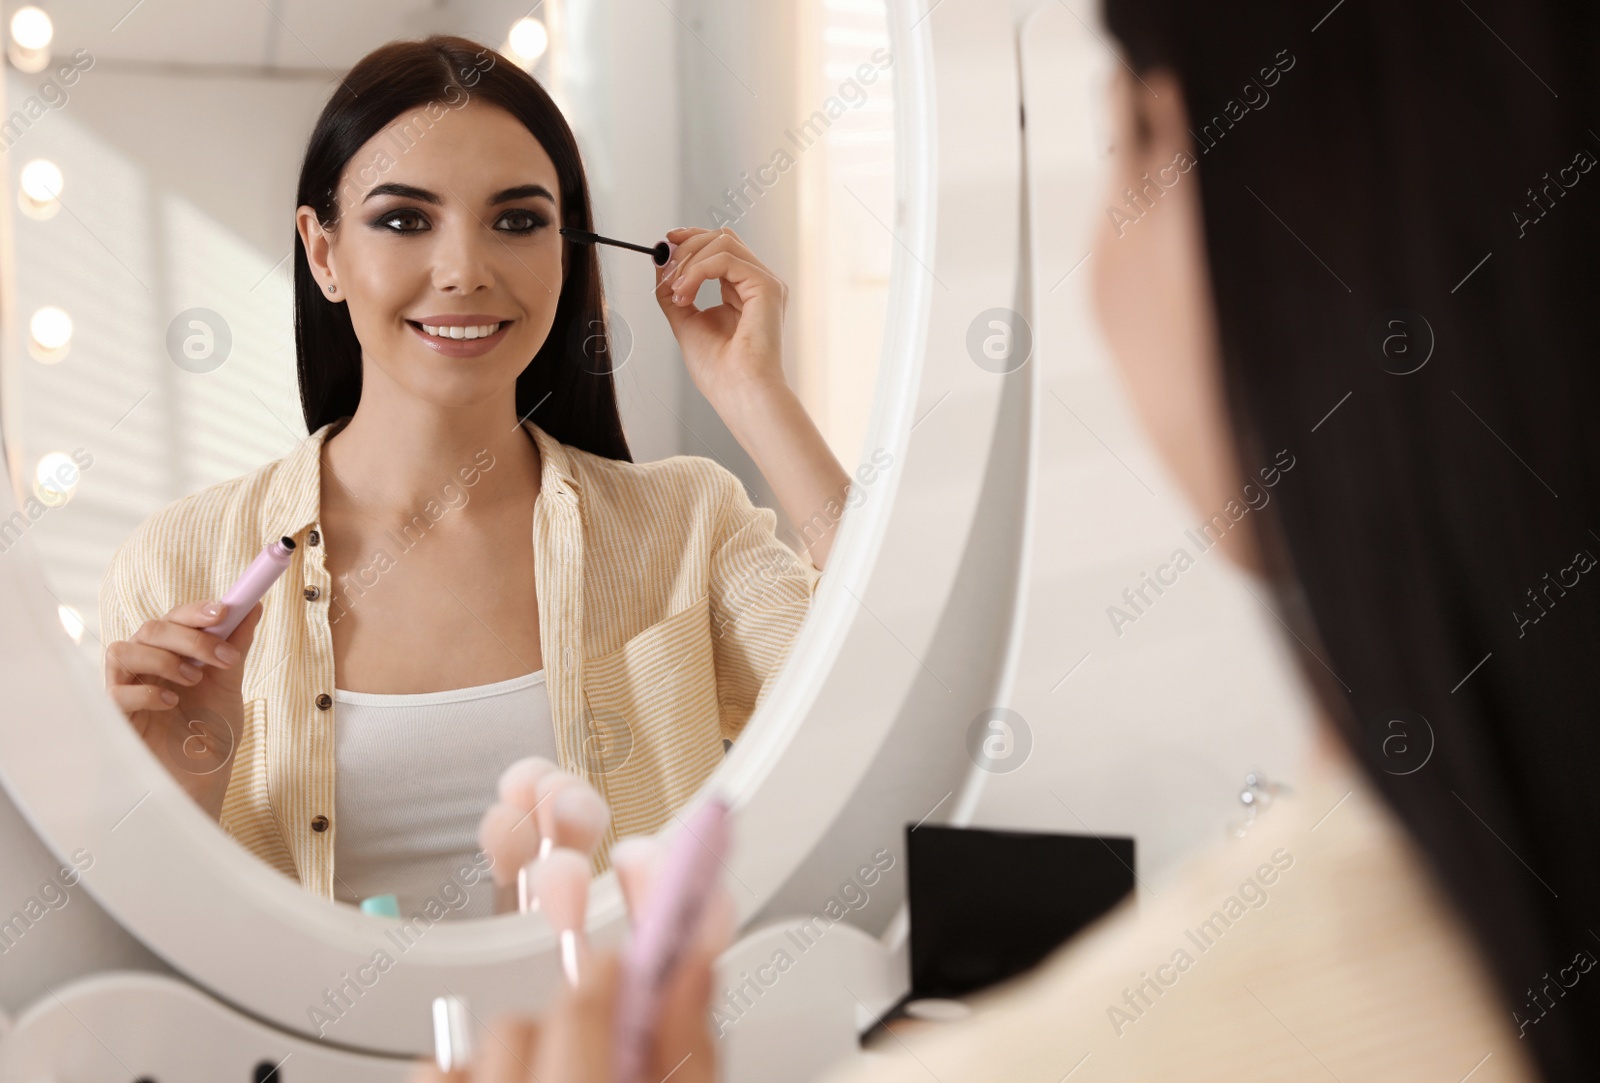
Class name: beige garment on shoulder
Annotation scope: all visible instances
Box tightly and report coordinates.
[826,754,1537,1082]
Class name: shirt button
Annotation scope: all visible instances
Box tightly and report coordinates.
[303,585,321,601]
[316,693,332,710]
[311,815,330,832]
[308,529,321,546]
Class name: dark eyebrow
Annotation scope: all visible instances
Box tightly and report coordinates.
[361,182,557,206]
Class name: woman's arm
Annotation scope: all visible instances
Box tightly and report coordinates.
[655,226,851,571]
[715,377,851,571]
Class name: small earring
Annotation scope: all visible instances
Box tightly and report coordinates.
[327,284,337,294]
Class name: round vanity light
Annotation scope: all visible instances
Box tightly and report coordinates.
[27,305,72,363]
[18,159,63,220]
[508,18,549,64]
[7,6,52,73]
[33,451,81,507]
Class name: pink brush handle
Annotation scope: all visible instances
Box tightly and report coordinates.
[612,796,729,1083]
[186,536,295,667]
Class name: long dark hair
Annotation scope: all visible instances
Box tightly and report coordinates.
[292,35,630,461]
[1103,1,1599,1077]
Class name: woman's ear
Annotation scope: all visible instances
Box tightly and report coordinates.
[1123,68,1189,178]
[296,205,336,290]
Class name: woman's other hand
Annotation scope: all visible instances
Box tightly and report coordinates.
[103,599,263,821]
[655,225,788,410]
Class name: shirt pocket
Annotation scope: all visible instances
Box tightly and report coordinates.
[579,592,724,836]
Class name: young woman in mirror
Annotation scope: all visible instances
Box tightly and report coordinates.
[415,0,1595,1078]
[99,36,850,920]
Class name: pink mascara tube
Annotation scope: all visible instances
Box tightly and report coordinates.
[185,535,296,667]
[612,795,730,1083]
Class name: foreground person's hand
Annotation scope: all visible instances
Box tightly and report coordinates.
[407,831,734,1083]
[477,756,612,914]
[403,947,719,1083]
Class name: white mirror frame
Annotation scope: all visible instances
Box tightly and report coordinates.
[0,0,1022,1057]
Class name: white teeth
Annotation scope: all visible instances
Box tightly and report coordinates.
[420,322,502,340]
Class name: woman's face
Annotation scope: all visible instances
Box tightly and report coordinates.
[1090,67,1259,571]
[296,99,565,409]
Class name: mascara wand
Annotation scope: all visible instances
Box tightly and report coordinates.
[560,227,674,266]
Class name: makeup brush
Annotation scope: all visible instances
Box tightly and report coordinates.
[498,755,559,809]
[517,778,610,912]
[560,227,675,267]
[524,847,593,987]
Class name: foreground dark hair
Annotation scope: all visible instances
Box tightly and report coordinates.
[1104,0,1599,1077]
[292,35,630,461]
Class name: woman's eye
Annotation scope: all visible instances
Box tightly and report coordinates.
[497,209,548,234]
[371,208,546,234]
[376,208,427,233]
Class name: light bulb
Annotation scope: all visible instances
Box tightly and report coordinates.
[30,305,72,351]
[20,159,63,203]
[508,18,548,63]
[9,6,52,50]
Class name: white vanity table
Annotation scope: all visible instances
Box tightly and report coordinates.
[0,1,1311,1080]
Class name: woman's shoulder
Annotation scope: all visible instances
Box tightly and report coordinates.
[823,757,1538,1083]
[562,444,743,516]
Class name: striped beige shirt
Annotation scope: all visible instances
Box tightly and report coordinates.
[98,416,819,899]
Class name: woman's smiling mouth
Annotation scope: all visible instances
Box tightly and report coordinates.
[406,316,514,356]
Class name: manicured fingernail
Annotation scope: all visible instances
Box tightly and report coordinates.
[202,602,224,617]
[432,995,475,1073]
[560,928,582,987]
[216,643,241,664]
[161,690,179,704]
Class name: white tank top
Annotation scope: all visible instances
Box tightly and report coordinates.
[330,669,555,920]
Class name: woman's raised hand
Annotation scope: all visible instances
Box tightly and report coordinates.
[650,224,852,571]
[103,599,264,821]
[654,225,788,410]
